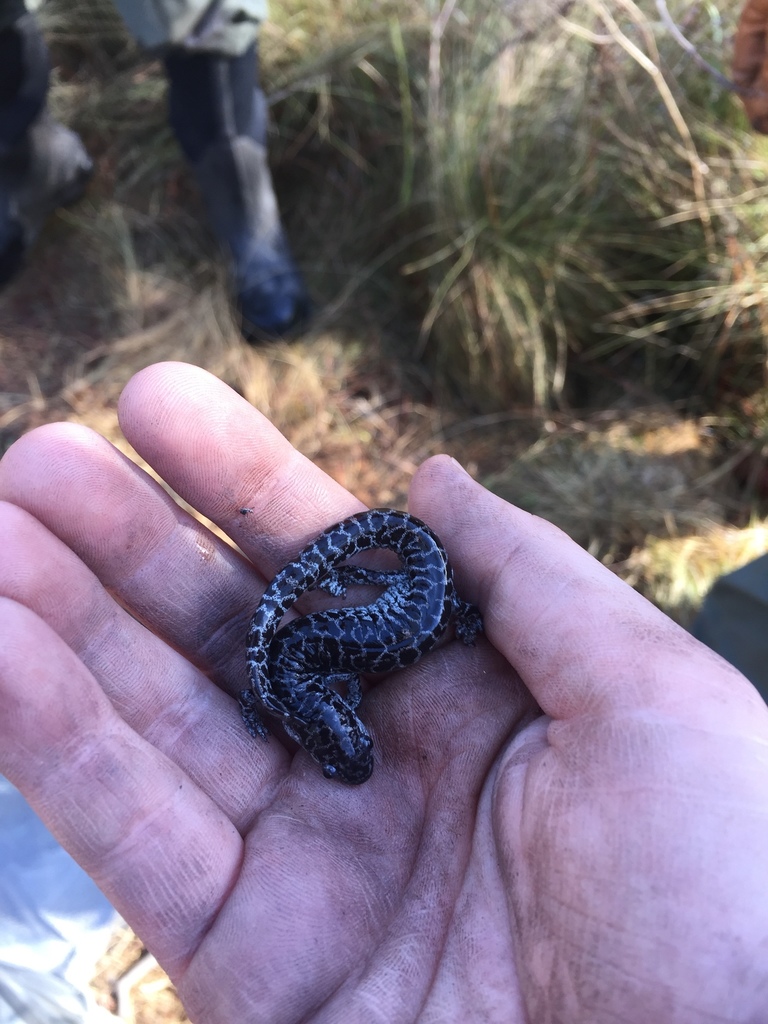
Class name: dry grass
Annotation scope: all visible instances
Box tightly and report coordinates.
[625,519,768,625]
[484,412,729,557]
[479,406,768,625]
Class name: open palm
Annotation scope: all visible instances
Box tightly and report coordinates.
[1,362,766,1024]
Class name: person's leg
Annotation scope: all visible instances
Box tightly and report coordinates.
[0,1,48,149]
[164,43,310,338]
[113,0,310,339]
[0,4,92,286]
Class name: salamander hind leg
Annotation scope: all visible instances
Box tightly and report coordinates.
[339,672,363,709]
[316,565,409,597]
[239,688,270,741]
[316,671,364,710]
[454,599,484,645]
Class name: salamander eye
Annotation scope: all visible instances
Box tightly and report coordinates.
[322,764,338,779]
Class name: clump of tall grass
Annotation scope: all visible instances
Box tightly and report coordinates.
[471,2,768,412]
[266,1,768,410]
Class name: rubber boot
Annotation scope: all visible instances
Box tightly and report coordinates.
[164,45,310,340]
[0,13,93,287]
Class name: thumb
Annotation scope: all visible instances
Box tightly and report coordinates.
[408,456,761,727]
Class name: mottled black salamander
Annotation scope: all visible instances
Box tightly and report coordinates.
[240,509,483,784]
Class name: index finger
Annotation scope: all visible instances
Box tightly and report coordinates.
[118,360,366,570]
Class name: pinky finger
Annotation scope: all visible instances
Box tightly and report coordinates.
[0,598,243,980]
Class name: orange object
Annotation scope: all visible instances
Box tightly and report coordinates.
[734,0,768,131]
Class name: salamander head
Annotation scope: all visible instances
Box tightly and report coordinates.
[284,695,374,785]
[320,734,373,785]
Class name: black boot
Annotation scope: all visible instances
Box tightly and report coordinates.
[0,12,92,287]
[164,45,310,340]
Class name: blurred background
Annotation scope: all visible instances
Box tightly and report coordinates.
[2,1,768,1016]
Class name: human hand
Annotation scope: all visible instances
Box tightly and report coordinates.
[0,362,766,1023]
[734,0,768,131]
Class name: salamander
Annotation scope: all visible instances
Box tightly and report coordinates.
[240,509,483,784]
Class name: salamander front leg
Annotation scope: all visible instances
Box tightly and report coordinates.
[239,688,270,740]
